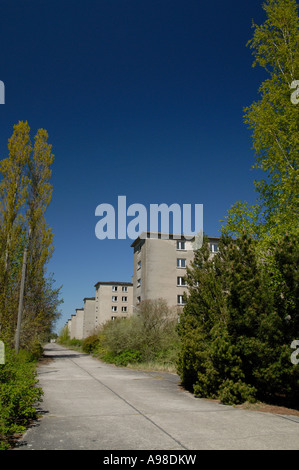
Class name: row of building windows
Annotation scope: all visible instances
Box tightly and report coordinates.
[136,240,218,253]
[136,260,187,289]
[177,241,219,252]
[134,240,218,306]
[112,296,128,302]
[112,286,128,292]
[135,295,187,306]
[111,306,128,313]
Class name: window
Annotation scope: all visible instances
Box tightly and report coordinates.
[177,295,186,305]
[111,306,117,312]
[210,243,219,253]
[137,260,141,270]
[137,296,141,304]
[111,315,117,320]
[177,276,186,286]
[122,286,128,292]
[112,296,118,302]
[122,296,127,302]
[112,286,118,292]
[177,258,186,268]
[137,278,141,287]
[177,240,186,250]
[122,306,127,313]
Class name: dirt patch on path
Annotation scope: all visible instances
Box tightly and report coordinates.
[236,402,299,417]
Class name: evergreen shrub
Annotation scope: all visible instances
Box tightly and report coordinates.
[177,234,299,406]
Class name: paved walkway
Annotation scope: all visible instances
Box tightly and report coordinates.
[16,343,299,450]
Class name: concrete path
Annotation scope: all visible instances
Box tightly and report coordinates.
[16,343,299,450]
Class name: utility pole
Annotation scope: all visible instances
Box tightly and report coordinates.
[15,229,31,353]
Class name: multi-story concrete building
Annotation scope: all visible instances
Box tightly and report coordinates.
[131,232,219,308]
[82,297,96,338]
[64,232,219,338]
[70,308,84,339]
[94,281,133,327]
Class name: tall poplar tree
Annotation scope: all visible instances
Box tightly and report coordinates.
[223,0,299,244]
[0,122,61,349]
[22,128,61,348]
[0,122,31,342]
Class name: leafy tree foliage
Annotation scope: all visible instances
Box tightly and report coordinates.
[223,0,299,246]
[210,1,299,405]
[0,121,62,350]
[79,299,180,368]
[177,234,299,405]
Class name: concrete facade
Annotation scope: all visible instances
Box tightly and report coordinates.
[70,308,84,339]
[94,281,133,327]
[66,283,133,339]
[131,232,219,309]
[82,297,96,338]
[64,232,219,339]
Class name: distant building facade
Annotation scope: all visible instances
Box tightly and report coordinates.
[64,232,219,339]
[82,297,96,338]
[94,281,133,327]
[66,282,133,339]
[131,232,219,309]
[70,308,84,339]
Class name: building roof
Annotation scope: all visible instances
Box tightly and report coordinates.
[130,231,220,247]
[94,281,133,288]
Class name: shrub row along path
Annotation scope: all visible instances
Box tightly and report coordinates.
[16,343,299,450]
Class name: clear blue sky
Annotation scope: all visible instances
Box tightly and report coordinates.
[0,0,267,333]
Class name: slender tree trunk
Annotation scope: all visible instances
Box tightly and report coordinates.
[15,229,31,353]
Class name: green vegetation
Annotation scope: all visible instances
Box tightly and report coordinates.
[0,122,61,448]
[177,233,299,406]
[223,0,299,248]
[58,0,299,411]
[204,0,299,406]
[59,299,180,371]
[0,347,43,449]
[0,121,62,351]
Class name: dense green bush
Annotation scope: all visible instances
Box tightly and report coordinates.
[57,327,83,350]
[177,233,299,406]
[0,346,43,449]
[57,325,70,344]
[95,299,180,369]
[101,349,142,367]
[68,338,83,348]
[82,334,100,354]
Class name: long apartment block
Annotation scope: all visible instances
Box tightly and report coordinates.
[131,232,219,308]
[66,232,219,339]
[68,282,133,339]
[94,281,133,327]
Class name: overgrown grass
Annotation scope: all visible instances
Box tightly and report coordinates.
[0,346,43,450]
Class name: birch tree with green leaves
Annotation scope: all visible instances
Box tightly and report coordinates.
[177,0,299,407]
[0,121,61,350]
[223,0,299,246]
